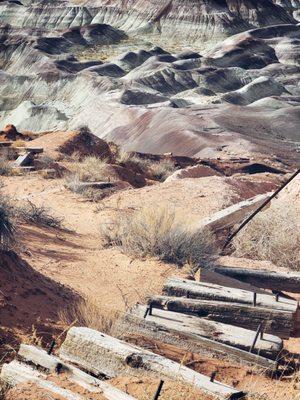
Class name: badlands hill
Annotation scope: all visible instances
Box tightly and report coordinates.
[0,0,299,164]
[0,1,300,398]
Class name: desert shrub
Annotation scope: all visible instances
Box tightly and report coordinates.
[0,153,12,176]
[148,159,176,181]
[0,198,14,250]
[16,201,63,228]
[117,151,150,172]
[68,156,111,182]
[233,204,300,271]
[101,206,218,272]
[0,380,10,400]
[59,298,121,335]
[65,174,115,202]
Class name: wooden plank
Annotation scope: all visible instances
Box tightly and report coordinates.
[199,192,272,231]
[13,152,34,167]
[123,305,281,367]
[60,327,246,399]
[163,277,298,313]
[18,344,137,400]
[199,268,270,294]
[150,295,294,339]
[1,360,84,400]
[212,266,300,294]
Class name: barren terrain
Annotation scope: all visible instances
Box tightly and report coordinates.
[0,1,299,399]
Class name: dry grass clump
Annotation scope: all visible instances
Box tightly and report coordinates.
[233,204,300,271]
[117,151,150,172]
[65,174,115,202]
[101,206,218,272]
[0,197,15,250]
[69,156,111,182]
[16,201,63,228]
[0,380,10,400]
[59,298,121,336]
[241,369,300,400]
[117,150,176,181]
[148,159,176,181]
[0,154,12,176]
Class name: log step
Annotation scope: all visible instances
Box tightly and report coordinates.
[123,305,281,368]
[17,344,137,400]
[212,266,300,294]
[1,360,84,400]
[149,295,294,339]
[163,277,298,313]
[60,327,246,399]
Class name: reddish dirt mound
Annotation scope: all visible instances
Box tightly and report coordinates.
[0,250,79,365]
[0,124,25,141]
[27,129,112,161]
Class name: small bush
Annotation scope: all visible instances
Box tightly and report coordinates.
[68,156,112,182]
[233,204,300,271]
[59,298,121,335]
[65,174,115,202]
[0,380,10,400]
[16,201,63,228]
[149,159,176,181]
[117,151,150,172]
[101,206,218,272]
[0,153,12,176]
[0,198,15,250]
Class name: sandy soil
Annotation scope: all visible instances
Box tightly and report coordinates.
[1,169,299,400]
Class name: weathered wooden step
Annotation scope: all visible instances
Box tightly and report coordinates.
[18,344,136,400]
[149,295,294,339]
[212,266,300,294]
[123,305,281,368]
[199,268,270,294]
[163,277,298,313]
[1,360,84,400]
[60,327,246,399]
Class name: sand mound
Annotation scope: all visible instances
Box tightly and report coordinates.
[27,129,112,161]
[0,250,79,364]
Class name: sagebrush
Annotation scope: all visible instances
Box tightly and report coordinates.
[101,206,218,272]
[16,201,63,228]
[59,298,121,335]
[233,204,300,271]
[0,198,14,250]
[68,156,111,182]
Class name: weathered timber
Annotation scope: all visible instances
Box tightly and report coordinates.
[74,182,115,190]
[212,266,300,294]
[199,268,270,294]
[60,327,245,399]
[123,305,281,366]
[1,360,84,400]
[198,192,272,231]
[18,344,137,400]
[149,296,294,339]
[13,152,34,167]
[163,277,298,313]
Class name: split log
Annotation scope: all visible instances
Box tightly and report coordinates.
[199,192,272,231]
[150,296,294,339]
[13,152,34,167]
[163,277,298,313]
[123,305,281,368]
[1,360,84,400]
[212,266,300,294]
[18,344,136,400]
[60,327,245,399]
[73,182,115,190]
[199,268,270,294]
